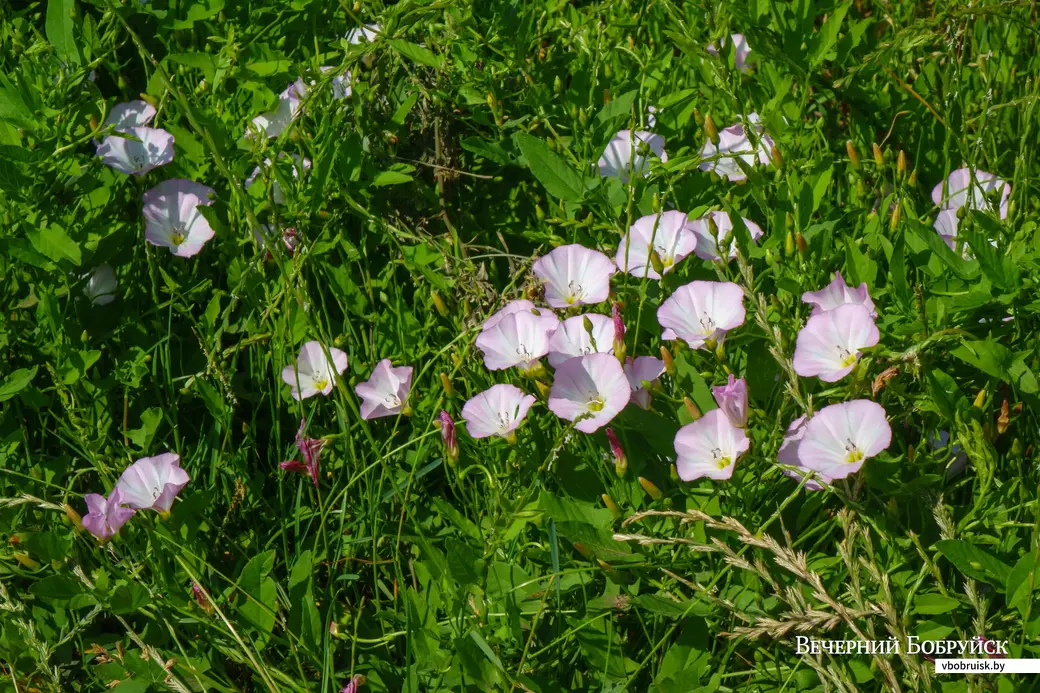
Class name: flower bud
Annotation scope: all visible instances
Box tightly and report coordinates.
[1012,438,1024,458]
[597,559,622,582]
[796,231,807,256]
[192,582,215,615]
[611,303,626,362]
[845,140,860,169]
[602,494,622,520]
[889,201,901,230]
[437,374,454,400]
[64,504,83,531]
[431,291,449,317]
[770,144,783,168]
[909,169,918,186]
[14,553,39,570]
[649,249,665,276]
[553,75,562,94]
[997,400,1010,435]
[669,464,680,482]
[660,346,676,376]
[606,428,627,476]
[704,113,720,146]
[973,388,987,409]
[535,380,552,400]
[638,477,663,501]
[683,396,701,421]
[439,410,459,463]
[706,214,720,240]
[652,193,661,212]
[897,150,908,179]
[785,231,795,257]
[872,142,884,167]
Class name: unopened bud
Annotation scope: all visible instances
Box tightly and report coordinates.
[872,142,884,166]
[704,113,720,146]
[553,75,562,94]
[909,169,918,186]
[997,400,1010,435]
[431,291,449,317]
[652,192,661,212]
[606,427,627,476]
[649,249,665,275]
[669,464,680,482]
[770,144,783,168]
[897,150,908,179]
[683,396,701,421]
[1012,438,1024,458]
[785,231,795,257]
[597,559,623,582]
[845,140,860,168]
[973,388,987,409]
[534,380,551,400]
[890,201,901,230]
[660,346,676,376]
[14,553,40,570]
[908,444,916,464]
[611,303,626,361]
[638,477,663,501]
[64,504,83,531]
[440,373,455,398]
[796,231,807,255]
[439,410,459,463]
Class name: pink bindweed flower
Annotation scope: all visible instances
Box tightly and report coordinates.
[250,79,306,139]
[706,33,752,71]
[547,314,615,368]
[476,310,557,371]
[796,400,892,480]
[698,113,774,182]
[280,419,325,487]
[83,264,118,306]
[933,208,960,250]
[439,410,458,460]
[673,409,749,481]
[97,126,175,175]
[712,374,748,428]
[615,211,697,279]
[532,244,617,308]
[624,356,665,409]
[355,359,414,420]
[657,281,746,349]
[932,167,1010,219]
[281,341,349,400]
[793,304,879,382]
[347,23,380,44]
[686,211,764,261]
[777,415,830,490]
[105,100,156,132]
[114,452,190,514]
[245,154,312,205]
[597,130,668,182]
[801,271,878,318]
[82,487,135,541]
[481,300,557,334]
[142,179,216,258]
[461,384,537,439]
[547,353,631,433]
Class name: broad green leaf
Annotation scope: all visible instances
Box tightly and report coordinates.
[388,39,444,69]
[966,212,1020,291]
[46,0,81,66]
[809,1,851,66]
[911,220,979,280]
[30,574,82,600]
[912,594,961,615]
[28,225,81,266]
[171,0,225,30]
[110,583,152,614]
[0,367,37,402]
[935,539,1012,585]
[595,89,638,124]
[126,407,163,450]
[1007,553,1040,613]
[515,133,585,202]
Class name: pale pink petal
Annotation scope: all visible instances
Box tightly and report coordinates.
[548,354,631,433]
[624,356,665,410]
[461,384,536,438]
[105,100,157,131]
[686,211,763,261]
[114,452,189,513]
[355,359,412,419]
[712,375,748,427]
[801,271,877,317]
[476,311,555,370]
[674,409,749,481]
[657,281,745,349]
[615,211,696,279]
[597,130,668,182]
[798,400,891,479]
[532,244,616,308]
[97,127,175,175]
[547,314,615,368]
[792,304,879,382]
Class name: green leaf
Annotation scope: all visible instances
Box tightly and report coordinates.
[170,0,225,30]
[371,169,414,186]
[238,549,278,638]
[843,238,877,288]
[28,225,81,266]
[0,76,32,127]
[1007,553,1040,613]
[30,574,82,600]
[46,0,81,66]
[0,367,37,402]
[515,133,585,202]
[167,52,218,81]
[595,89,638,124]
[912,593,961,615]
[388,39,444,69]
[126,407,163,450]
[110,582,152,614]
[911,220,979,280]
[950,339,1037,393]
[809,1,851,66]
[935,539,1012,585]
[924,369,968,421]
[965,212,1020,291]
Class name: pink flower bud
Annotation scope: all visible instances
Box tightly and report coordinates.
[439,410,458,462]
[606,427,627,475]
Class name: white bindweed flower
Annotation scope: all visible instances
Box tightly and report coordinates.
[476,310,558,371]
[461,384,537,439]
[355,359,414,420]
[686,210,764,261]
[250,79,306,139]
[547,314,615,368]
[142,179,216,258]
[96,126,175,175]
[657,281,746,349]
[792,304,879,382]
[105,100,156,132]
[801,271,878,318]
[114,452,190,514]
[615,211,697,279]
[532,244,616,308]
[281,341,349,400]
[597,130,668,182]
[674,409,749,481]
[83,264,118,306]
[548,353,631,433]
[624,356,665,409]
[698,113,773,182]
[796,400,892,480]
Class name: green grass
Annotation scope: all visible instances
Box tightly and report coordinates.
[2,0,1040,691]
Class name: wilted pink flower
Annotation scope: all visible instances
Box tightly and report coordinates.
[254,225,301,258]
[481,300,556,334]
[461,384,536,439]
[698,113,774,182]
[624,356,665,409]
[657,281,746,349]
[355,359,413,420]
[797,400,892,480]
[532,244,616,308]
[142,179,216,258]
[82,487,135,541]
[114,452,190,514]
[686,211,764,261]
[105,100,156,132]
[801,271,877,318]
[250,79,306,139]
[606,427,626,472]
[706,33,752,71]
[83,264,118,306]
[347,23,380,43]
[548,353,631,433]
[597,130,668,182]
[281,341,349,400]
[476,310,557,371]
[777,415,830,490]
[97,126,175,175]
[280,419,325,487]
[191,582,214,615]
[931,167,1010,219]
[615,211,697,279]
[712,375,748,428]
[245,154,312,205]
[674,409,749,481]
[439,410,458,460]
[547,314,614,368]
[793,304,879,382]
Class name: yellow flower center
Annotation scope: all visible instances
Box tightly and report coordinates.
[716,456,731,469]
[588,399,604,412]
[845,448,864,464]
[840,352,858,367]
[313,378,329,391]
[170,232,186,245]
